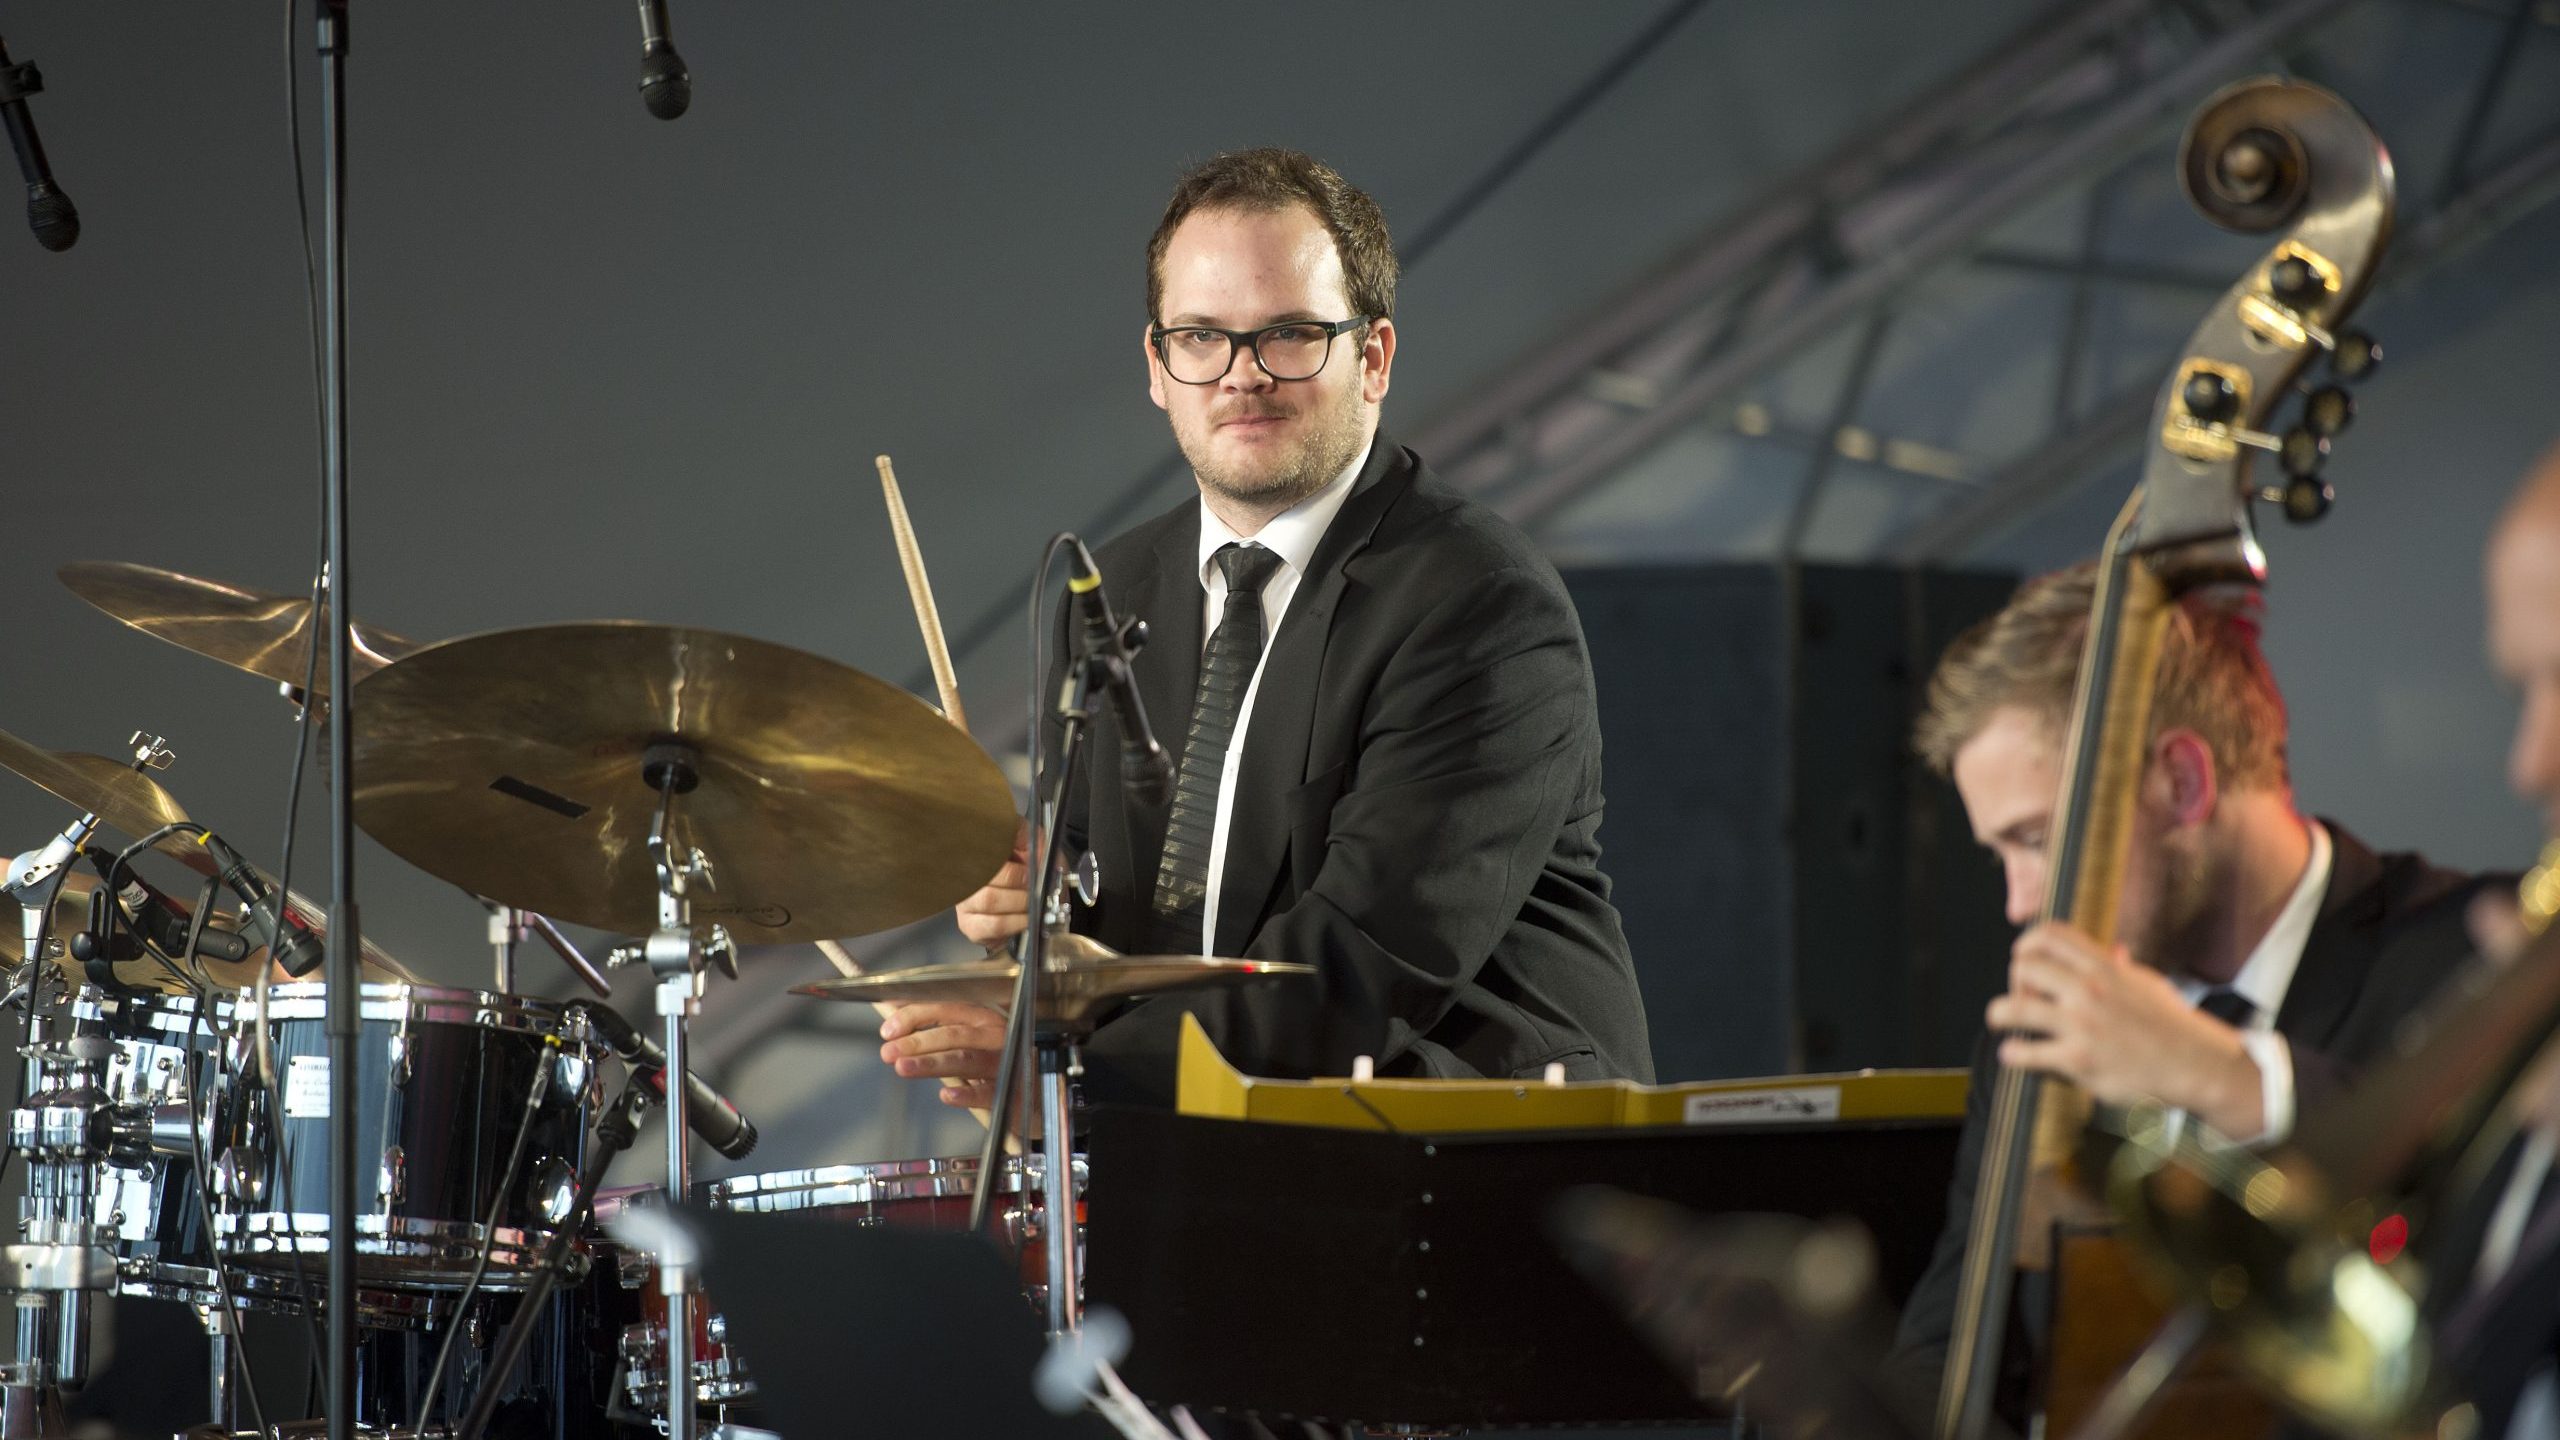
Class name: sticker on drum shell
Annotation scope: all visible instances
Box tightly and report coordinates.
[283,1056,331,1118]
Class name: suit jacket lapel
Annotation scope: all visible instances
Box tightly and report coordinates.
[1212,443,1408,956]
[1122,511,1202,912]
[2275,823,2386,1050]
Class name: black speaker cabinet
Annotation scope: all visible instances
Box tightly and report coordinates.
[1564,562,2019,1080]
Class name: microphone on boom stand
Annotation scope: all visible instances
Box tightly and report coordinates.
[0,34,78,251]
[635,0,691,120]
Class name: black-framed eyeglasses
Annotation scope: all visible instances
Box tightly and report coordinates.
[1148,316,1370,385]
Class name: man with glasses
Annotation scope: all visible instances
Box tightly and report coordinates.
[878,146,1655,1109]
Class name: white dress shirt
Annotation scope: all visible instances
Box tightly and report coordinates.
[1190,439,1371,954]
[2171,818,2331,1146]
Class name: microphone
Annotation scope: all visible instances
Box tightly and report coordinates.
[79,852,252,965]
[0,36,78,251]
[573,1000,758,1161]
[634,1,691,120]
[5,815,91,900]
[1066,540,1175,807]
[198,834,325,977]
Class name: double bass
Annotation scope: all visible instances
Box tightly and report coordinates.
[1935,77,2394,1440]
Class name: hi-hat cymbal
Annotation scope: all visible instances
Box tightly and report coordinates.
[59,560,420,698]
[349,622,1018,945]
[791,931,1316,1025]
[0,733,209,874]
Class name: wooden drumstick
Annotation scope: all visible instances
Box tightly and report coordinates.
[866,456,1016,1136]
[876,454,968,731]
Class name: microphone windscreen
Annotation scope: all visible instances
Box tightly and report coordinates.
[28,183,76,252]
[639,45,691,121]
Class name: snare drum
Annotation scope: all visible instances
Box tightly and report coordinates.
[212,983,605,1290]
[615,1154,1086,1416]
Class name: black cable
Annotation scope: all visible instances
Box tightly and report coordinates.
[968,534,1076,1235]
[409,1050,554,1433]
[180,876,273,1438]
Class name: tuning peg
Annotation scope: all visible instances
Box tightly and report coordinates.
[2182,370,2241,425]
[2332,331,2381,381]
[2269,254,2329,308]
[2302,384,2354,439]
[2282,475,2333,524]
[2279,425,2329,479]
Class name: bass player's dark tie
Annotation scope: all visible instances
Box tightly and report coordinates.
[2197,987,2257,1028]
[1151,542,1286,954]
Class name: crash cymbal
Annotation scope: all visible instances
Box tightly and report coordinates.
[349,622,1017,945]
[0,870,417,991]
[0,733,210,871]
[59,560,420,698]
[790,931,1315,1025]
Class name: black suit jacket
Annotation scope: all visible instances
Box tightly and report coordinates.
[1058,438,1654,1105]
[1885,824,2493,1424]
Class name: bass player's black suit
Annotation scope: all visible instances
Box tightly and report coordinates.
[1886,826,2493,1426]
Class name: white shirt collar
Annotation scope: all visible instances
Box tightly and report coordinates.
[1195,438,1372,587]
[2182,818,2331,1024]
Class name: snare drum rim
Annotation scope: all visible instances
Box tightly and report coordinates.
[78,983,586,1041]
[706,1154,1085,1212]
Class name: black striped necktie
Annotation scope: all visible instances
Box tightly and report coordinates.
[1151,542,1286,954]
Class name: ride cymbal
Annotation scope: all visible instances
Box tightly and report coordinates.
[59,560,419,698]
[349,622,1018,945]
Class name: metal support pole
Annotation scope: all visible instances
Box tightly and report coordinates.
[312,5,360,1438]
[1037,1035,1081,1335]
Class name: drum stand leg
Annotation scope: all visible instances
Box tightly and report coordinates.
[197,1304,231,1432]
[1036,1031,1081,1336]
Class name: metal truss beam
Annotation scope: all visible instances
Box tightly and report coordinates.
[1432,0,2355,533]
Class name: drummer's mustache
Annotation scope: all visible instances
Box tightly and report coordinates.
[1213,401,1293,424]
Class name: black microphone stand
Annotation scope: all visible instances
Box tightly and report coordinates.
[966,562,1103,1334]
[454,1070,660,1440]
[311,5,361,1437]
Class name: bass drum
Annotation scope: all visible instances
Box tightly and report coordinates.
[212,983,606,1291]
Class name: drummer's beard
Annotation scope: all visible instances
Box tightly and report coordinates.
[1173,379,1373,520]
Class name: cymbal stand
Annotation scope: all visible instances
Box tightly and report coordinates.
[641,741,715,1440]
[487,903,526,994]
[970,616,1100,1334]
[2,1023,116,1439]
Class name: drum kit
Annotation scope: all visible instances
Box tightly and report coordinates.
[0,558,1312,1439]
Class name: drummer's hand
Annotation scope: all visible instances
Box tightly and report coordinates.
[880,1001,1009,1110]
[1988,921,2265,1140]
[954,822,1032,947]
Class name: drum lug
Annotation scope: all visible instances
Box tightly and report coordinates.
[385,1032,410,1089]
[527,1156,577,1226]
[212,1145,264,1207]
[377,1145,406,1206]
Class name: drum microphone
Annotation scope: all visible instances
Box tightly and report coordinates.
[573,1000,759,1161]
[1066,540,1175,807]
[75,853,253,965]
[198,833,326,977]
[0,35,79,251]
[635,0,690,120]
